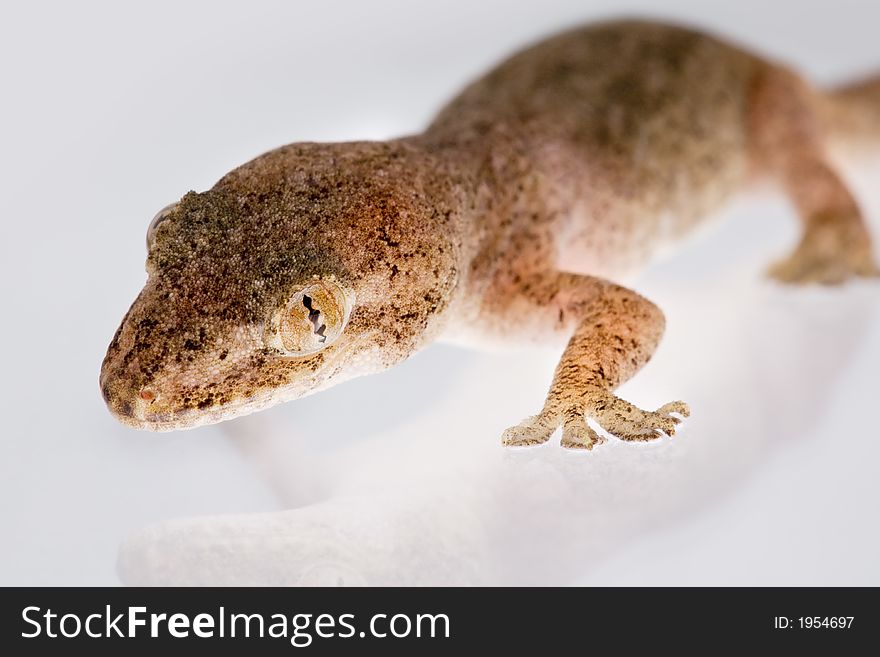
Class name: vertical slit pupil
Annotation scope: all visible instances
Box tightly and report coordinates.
[302,294,328,342]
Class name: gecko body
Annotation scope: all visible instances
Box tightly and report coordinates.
[101,20,880,448]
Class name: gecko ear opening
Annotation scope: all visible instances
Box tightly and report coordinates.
[264,280,351,356]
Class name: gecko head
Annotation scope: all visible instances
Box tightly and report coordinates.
[100,144,458,431]
[100,190,385,431]
[100,192,372,431]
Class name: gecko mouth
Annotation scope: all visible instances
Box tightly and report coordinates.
[104,385,284,432]
[101,331,377,432]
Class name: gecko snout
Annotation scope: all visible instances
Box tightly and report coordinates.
[99,373,157,428]
[98,348,166,429]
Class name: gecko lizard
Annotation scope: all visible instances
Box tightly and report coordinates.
[101,19,879,450]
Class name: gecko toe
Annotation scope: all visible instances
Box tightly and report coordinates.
[501,413,558,447]
[656,400,690,418]
[560,414,606,450]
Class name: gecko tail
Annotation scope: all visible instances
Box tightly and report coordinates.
[821,73,880,154]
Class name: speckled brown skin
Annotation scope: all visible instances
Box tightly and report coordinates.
[101,19,879,448]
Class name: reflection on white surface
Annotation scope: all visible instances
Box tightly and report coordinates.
[1,0,879,585]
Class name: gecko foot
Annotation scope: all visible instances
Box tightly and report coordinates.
[768,214,880,285]
[501,389,689,450]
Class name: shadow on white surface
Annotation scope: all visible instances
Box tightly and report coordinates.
[117,261,878,585]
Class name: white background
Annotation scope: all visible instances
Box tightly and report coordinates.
[1,0,878,585]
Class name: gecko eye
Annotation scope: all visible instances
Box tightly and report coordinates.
[146,202,179,250]
[265,280,350,356]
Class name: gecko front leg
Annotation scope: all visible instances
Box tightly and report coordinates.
[495,272,689,450]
